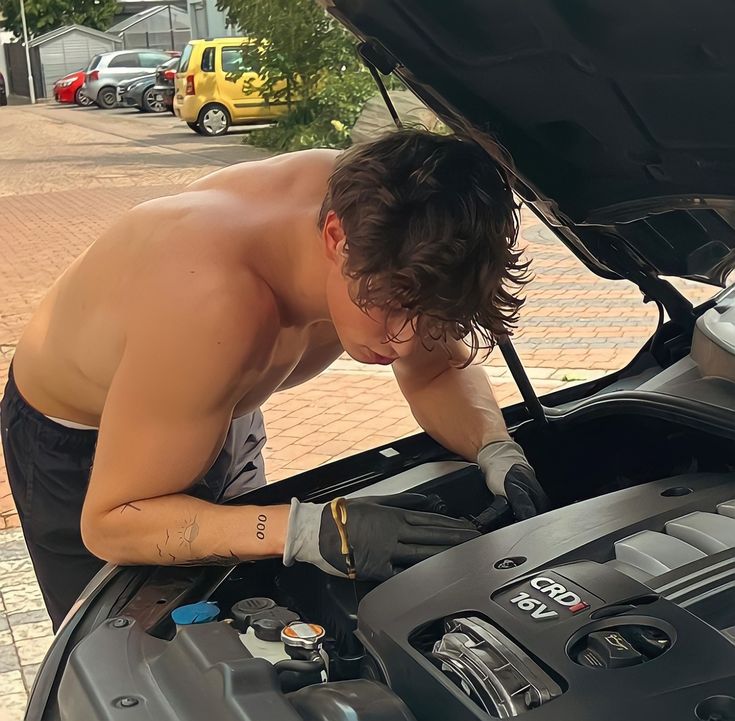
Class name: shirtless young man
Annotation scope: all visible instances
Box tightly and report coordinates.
[1,129,549,630]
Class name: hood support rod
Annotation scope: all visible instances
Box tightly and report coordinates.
[498,336,548,426]
[358,42,403,130]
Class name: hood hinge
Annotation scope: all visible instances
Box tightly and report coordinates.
[358,42,403,130]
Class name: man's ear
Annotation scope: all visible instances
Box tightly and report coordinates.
[322,210,346,263]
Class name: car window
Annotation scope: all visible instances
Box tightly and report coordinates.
[221,47,259,74]
[139,52,170,68]
[108,53,140,69]
[178,44,194,73]
[87,55,102,71]
[200,46,215,73]
[162,57,179,70]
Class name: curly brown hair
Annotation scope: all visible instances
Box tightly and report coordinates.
[319,128,530,363]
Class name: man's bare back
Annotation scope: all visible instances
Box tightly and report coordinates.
[13,148,344,427]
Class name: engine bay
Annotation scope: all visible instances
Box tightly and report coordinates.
[56,410,735,721]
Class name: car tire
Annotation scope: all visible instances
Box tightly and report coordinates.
[186,121,204,135]
[142,87,166,113]
[75,88,93,107]
[196,104,231,136]
[96,86,118,109]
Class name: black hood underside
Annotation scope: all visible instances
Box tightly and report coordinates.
[325,0,735,290]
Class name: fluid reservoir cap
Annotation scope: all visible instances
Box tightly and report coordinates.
[281,621,326,651]
[231,598,299,633]
[232,597,275,616]
[252,616,286,642]
[171,601,219,626]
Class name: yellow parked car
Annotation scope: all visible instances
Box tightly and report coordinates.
[174,38,291,136]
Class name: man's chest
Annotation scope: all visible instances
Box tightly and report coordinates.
[233,323,343,415]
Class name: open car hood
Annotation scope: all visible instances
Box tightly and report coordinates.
[324,0,735,296]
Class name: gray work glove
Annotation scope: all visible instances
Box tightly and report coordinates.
[283,493,480,581]
[477,440,551,521]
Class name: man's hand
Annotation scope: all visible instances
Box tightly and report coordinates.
[477,440,550,520]
[283,493,480,581]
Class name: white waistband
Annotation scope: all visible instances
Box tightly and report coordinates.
[44,414,98,431]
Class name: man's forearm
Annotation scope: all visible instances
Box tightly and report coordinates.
[81,495,290,566]
[401,365,510,460]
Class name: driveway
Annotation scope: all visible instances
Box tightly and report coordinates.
[0,101,716,717]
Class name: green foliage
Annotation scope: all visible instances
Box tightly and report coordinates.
[216,0,381,149]
[0,0,119,39]
[245,68,378,151]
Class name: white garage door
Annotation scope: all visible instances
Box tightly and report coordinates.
[40,33,118,98]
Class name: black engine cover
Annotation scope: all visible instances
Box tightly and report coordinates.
[356,473,735,720]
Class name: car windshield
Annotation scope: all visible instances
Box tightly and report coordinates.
[87,55,102,72]
[178,44,194,73]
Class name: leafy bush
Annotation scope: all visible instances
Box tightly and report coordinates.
[246,67,379,151]
[217,0,386,150]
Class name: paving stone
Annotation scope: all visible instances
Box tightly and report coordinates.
[0,562,31,577]
[10,621,52,643]
[15,637,52,667]
[21,663,40,692]
[0,692,28,721]
[1,588,45,615]
[7,611,50,629]
[0,670,24,695]
[0,644,20,673]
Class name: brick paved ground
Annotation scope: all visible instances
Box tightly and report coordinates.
[0,103,717,715]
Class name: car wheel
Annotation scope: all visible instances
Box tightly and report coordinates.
[142,87,166,113]
[75,88,93,107]
[96,86,118,109]
[197,104,230,136]
[186,121,204,135]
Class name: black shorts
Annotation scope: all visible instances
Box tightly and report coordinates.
[0,365,266,630]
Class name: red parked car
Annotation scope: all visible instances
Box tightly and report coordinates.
[53,70,93,106]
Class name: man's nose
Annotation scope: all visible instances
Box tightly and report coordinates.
[383,328,418,357]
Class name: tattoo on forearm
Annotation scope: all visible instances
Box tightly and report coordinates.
[120,502,142,514]
[164,529,170,546]
[178,514,200,552]
[178,550,240,567]
[256,513,267,541]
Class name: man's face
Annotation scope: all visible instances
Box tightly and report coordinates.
[322,211,419,365]
[326,269,417,365]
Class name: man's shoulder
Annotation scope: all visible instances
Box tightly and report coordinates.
[125,263,281,379]
[184,148,340,191]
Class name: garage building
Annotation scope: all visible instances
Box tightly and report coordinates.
[28,25,122,99]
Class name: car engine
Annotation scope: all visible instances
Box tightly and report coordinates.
[57,457,735,721]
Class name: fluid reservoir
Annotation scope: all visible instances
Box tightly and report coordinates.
[171,601,220,628]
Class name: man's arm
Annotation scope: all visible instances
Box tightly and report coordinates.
[80,261,289,566]
[392,339,509,461]
[393,339,550,519]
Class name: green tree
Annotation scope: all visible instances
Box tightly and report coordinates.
[216,0,380,150]
[0,0,119,39]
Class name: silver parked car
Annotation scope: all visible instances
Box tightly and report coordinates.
[82,49,173,109]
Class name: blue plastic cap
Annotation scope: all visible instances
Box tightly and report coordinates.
[171,601,220,625]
